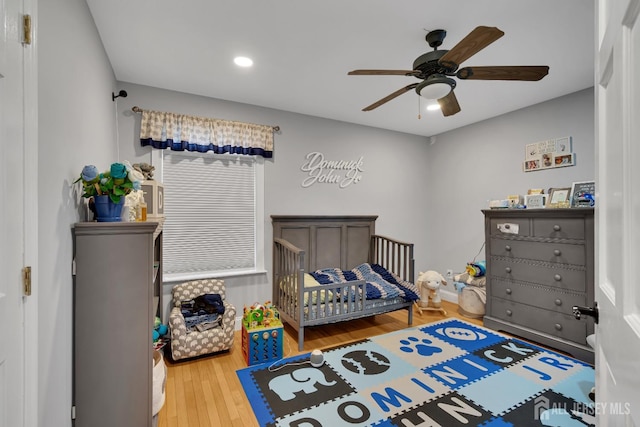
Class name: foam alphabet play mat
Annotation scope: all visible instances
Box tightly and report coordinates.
[237,318,595,426]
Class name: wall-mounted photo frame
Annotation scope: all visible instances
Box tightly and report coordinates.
[523,137,574,172]
[525,143,539,160]
[570,181,596,208]
[553,153,575,168]
[547,187,571,208]
[555,136,573,153]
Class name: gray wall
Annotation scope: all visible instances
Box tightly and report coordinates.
[425,88,594,299]
[115,84,594,306]
[114,83,431,317]
[38,0,118,425]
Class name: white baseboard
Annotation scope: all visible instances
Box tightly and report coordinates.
[440,289,458,304]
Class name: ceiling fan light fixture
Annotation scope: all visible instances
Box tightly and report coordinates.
[426,103,441,111]
[416,75,455,100]
[233,56,253,67]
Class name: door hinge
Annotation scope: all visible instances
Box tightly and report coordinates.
[23,266,32,296]
[23,14,32,45]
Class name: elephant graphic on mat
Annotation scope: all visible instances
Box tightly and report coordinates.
[268,367,337,401]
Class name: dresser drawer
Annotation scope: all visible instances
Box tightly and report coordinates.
[490,238,586,265]
[489,218,530,237]
[491,258,586,292]
[533,218,586,240]
[490,297,588,344]
[490,279,587,313]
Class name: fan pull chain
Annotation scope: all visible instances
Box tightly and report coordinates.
[417,95,421,119]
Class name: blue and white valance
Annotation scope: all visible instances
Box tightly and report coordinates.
[137,107,275,158]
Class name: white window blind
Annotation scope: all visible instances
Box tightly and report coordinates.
[161,151,256,278]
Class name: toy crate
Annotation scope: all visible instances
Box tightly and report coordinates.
[241,321,283,366]
[140,180,164,218]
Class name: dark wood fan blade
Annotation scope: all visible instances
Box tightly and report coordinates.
[348,69,421,76]
[457,65,549,81]
[362,83,419,111]
[438,26,505,68]
[438,91,461,117]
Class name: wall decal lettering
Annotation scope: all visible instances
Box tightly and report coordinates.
[301,151,364,188]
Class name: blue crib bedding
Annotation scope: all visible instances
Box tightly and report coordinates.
[310,263,419,302]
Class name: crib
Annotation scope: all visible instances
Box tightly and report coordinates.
[271,215,418,350]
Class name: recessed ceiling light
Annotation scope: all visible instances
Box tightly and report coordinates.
[234,56,253,67]
[426,103,441,111]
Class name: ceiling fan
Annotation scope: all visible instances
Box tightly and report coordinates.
[348,26,549,117]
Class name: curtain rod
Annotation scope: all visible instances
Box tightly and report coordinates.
[131,106,280,132]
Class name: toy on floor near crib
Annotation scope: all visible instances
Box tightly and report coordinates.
[453,270,487,319]
[243,301,281,329]
[415,270,448,316]
[465,260,486,277]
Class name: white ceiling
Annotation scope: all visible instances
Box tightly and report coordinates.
[86,0,594,137]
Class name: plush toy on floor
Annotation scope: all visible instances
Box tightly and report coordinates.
[153,316,169,349]
[415,270,448,316]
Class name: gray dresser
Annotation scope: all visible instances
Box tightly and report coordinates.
[482,208,594,363]
[72,222,163,427]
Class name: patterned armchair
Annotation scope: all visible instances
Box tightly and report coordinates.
[169,279,236,361]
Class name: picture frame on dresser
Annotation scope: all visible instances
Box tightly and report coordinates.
[570,181,596,208]
[524,194,546,209]
[547,187,570,207]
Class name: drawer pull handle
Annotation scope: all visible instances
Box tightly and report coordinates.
[555,323,562,331]
[554,249,561,256]
[505,267,512,274]
[553,225,561,231]
[554,274,562,281]
[555,299,562,306]
[506,309,513,316]
[505,245,511,252]
[506,288,512,295]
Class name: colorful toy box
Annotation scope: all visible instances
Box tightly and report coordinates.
[241,302,283,366]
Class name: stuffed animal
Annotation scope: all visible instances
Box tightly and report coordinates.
[417,270,447,309]
[133,162,155,180]
[153,316,168,342]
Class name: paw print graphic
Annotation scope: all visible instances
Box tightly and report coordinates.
[399,336,442,357]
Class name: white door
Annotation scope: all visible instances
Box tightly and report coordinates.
[595,0,640,425]
[0,0,28,425]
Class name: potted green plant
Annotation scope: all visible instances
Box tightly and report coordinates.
[75,162,144,222]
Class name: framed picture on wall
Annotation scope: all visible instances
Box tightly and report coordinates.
[523,159,540,172]
[547,187,571,207]
[525,143,539,160]
[555,136,573,153]
[553,153,575,168]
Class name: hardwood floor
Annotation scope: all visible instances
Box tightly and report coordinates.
[157,300,483,427]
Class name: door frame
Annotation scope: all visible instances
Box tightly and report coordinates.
[23,0,39,425]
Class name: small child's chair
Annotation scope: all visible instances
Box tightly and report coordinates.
[168,279,236,361]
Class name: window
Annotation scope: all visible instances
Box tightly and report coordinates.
[157,150,264,281]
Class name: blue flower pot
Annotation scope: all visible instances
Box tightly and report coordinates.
[93,195,124,222]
